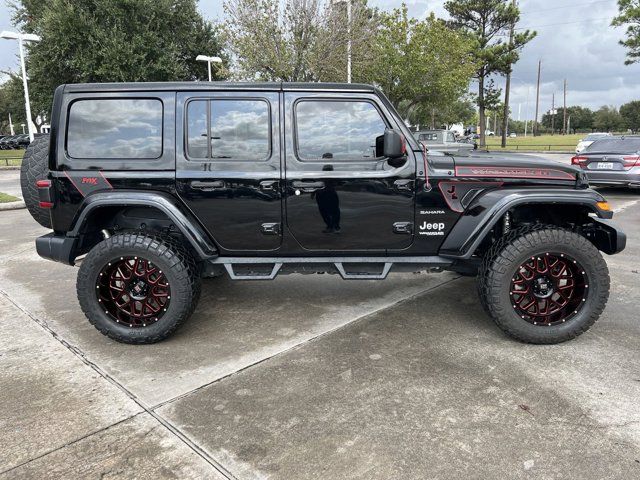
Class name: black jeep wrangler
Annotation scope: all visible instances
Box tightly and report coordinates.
[21,82,625,345]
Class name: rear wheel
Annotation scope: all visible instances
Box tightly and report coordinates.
[478,227,609,344]
[77,233,201,344]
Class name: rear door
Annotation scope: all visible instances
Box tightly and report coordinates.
[176,91,282,252]
[283,92,415,252]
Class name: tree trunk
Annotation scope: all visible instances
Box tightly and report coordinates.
[478,75,486,148]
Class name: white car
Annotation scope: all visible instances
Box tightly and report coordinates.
[576,133,612,153]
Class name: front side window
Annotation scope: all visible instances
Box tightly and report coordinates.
[186,99,270,161]
[295,100,386,161]
[67,98,162,159]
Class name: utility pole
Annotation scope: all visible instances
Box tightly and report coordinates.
[563,79,567,135]
[501,0,516,147]
[551,93,555,135]
[533,59,541,136]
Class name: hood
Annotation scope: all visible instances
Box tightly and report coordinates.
[453,152,581,183]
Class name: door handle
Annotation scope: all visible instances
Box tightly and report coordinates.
[393,179,414,192]
[393,222,413,234]
[191,180,225,190]
[292,180,325,192]
[260,180,278,191]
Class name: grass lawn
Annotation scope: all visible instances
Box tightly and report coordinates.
[485,134,583,151]
[0,149,24,166]
[0,192,20,203]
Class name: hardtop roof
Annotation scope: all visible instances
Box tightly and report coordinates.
[62,81,378,93]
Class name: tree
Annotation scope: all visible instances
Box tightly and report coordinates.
[620,100,640,132]
[445,0,536,147]
[222,0,378,82]
[364,6,476,123]
[541,105,593,133]
[593,106,625,132]
[0,76,27,134]
[432,98,477,129]
[10,0,225,124]
[612,0,640,64]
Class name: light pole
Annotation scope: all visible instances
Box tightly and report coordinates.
[332,0,352,83]
[196,55,222,82]
[1,31,41,142]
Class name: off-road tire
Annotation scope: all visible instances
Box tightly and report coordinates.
[20,134,52,229]
[77,233,201,344]
[478,226,609,344]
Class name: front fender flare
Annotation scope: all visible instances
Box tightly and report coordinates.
[439,188,612,259]
[69,191,218,259]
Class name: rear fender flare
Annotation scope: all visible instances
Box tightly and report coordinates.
[439,188,610,259]
[69,191,218,259]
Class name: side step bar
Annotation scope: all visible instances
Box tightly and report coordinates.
[209,256,452,281]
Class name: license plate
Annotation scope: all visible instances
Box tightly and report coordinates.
[596,162,614,170]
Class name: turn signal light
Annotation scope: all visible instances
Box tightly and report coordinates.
[596,201,611,211]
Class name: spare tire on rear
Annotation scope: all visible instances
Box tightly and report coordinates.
[20,134,51,229]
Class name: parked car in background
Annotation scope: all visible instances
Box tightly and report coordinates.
[509,132,517,138]
[415,129,476,154]
[575,132,612,154]
[0,135,18,149]
[571,136,640,188]
[15,134,31,149]
[6,135,22,149]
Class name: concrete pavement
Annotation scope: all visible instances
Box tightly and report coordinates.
[0,169,639,478]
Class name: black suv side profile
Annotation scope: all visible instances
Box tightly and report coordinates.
[21,82,625,345]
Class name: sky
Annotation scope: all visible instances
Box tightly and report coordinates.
[1,0,638,119]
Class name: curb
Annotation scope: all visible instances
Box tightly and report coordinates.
[0,200,26,211]
[0,166,21,171]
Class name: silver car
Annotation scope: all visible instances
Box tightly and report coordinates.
[415,129,476,155]
[571,136,640,188]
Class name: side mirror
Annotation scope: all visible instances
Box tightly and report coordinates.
[383,129,406,159]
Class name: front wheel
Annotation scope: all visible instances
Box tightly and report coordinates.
[478,227,610,344]
[77,233,201,344]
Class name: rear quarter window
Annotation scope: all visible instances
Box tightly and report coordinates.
[66,98,163,159]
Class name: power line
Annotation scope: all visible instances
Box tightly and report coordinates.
[519,0,615,16]
[515,15,615,30]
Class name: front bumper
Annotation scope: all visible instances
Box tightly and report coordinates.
[35,233,77,265]
[589,219,626,255]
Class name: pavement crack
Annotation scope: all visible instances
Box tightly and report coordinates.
[151,275,463,411]
[0,288,236,480]
[0,413,144,476]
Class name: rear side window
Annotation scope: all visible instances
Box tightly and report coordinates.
[295,100,386,161]
[186,99,270,161]
[67,98,163,159]
[418,133,438,142]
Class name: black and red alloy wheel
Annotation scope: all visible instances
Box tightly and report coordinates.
[96,256,171,328]
[510,252,588,326]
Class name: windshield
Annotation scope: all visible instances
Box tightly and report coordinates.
[585,138,640,153]
[584,134,609,141]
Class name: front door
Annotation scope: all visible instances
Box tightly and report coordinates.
[176,91,282,252]
[284,93,415,251]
